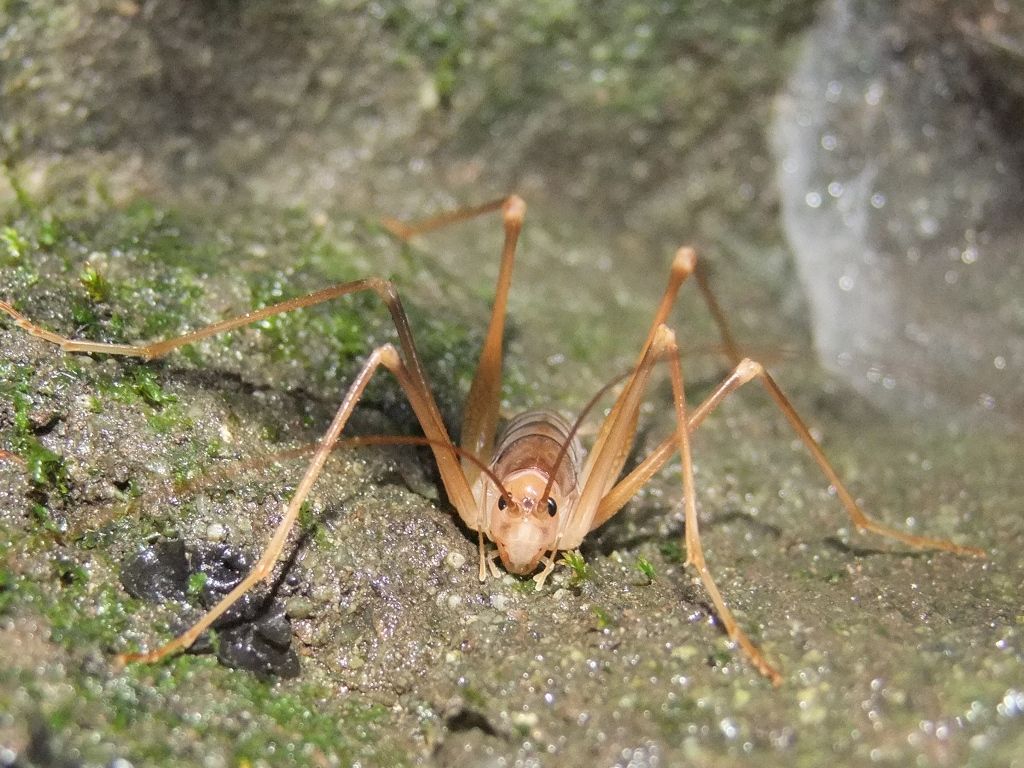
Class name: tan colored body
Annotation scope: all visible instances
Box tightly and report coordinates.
[0,195,984,686]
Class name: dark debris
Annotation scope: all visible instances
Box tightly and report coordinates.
[121,538,303,678]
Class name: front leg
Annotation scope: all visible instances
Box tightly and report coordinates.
[476,530,503,581]
[532,550,559,589]
[487,550,502,580]
[118,343,473,666]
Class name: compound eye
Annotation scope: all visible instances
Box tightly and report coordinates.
[546,497,558,517]
[498,495,508,511]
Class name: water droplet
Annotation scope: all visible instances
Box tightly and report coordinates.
[865,81,884,105]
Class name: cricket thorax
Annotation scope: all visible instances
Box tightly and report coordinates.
[474,409,585,574]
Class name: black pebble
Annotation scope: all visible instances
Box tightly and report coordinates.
[120,538,190,601]
[119,538,303,678]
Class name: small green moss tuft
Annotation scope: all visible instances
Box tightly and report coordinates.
[53,557,89,586]
[4,375,69,496]
[24,439,67,494]
[186,571,208,597]
[635,555,656,583]
[30,502,64,535]
[1,224,29,263]
[592,605,615,631]
[129,367,177,409]
[560,549,591,588]
[79,263,112,303]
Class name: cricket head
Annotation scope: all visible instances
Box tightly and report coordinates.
[489,468,565,575]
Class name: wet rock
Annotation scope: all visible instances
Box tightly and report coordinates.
[774,0,1024,425]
